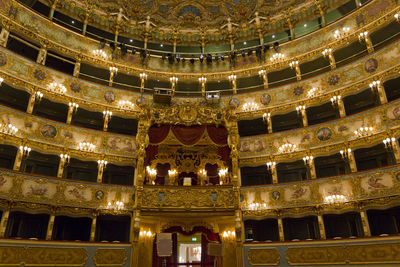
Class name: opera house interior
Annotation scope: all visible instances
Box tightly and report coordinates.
[0,0,400,266]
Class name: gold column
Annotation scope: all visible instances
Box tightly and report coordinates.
[317,214,326,239]
[97,162,105,183]
[300,108,308,127]
[377,83,388,104]
[0,27,10,47]
[57,156,66,178]
[114,25,120,43]
[26,93,36,114]
[90,214,97,242]
[136,105,151,185]
[271,164,278,184]
[0,206,10,238]
[13,147,23,171]
[49,0,58,20]
[328,53,336,69]
[73,60,81,77]
[309,160,317,179]
[392,140,400,164]
[359,208,371,237]
[348,150,357,173]
[36,46,47,65]
[316,1,326,27]
[337,98,346,118]
[225,107,240,186]
[286,17,295,39]
[46,213,55,240]
[235,210,244,267]
[82,11,89,35]
[103,115,110,131]
[130,210,141,267]
[277,217,285,241]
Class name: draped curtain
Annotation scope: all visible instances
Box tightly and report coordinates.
[146,125,231,169]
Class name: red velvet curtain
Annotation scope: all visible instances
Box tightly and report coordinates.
[206,126,228,145]
[148,125,227,146]
[171,125,205,146]
[149,125,171,144]
[145,145,159,166]
[218,146,231,167]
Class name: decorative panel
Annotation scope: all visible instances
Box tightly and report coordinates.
[93,248,128,266]
[247,248,280,266]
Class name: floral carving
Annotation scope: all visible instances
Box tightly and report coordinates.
[293,86,304,96]
[33,69,46,81]
[70,82,81,93]
[328,74,339,85]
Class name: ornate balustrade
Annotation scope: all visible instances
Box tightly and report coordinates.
[239,97,400,163]
[140,185,236,212]
[241,164,400,218]
[0,0,397,78]
[0,105,137,163]
[0,239,130,267]
[244,236,400,266]
[0,168,135,213]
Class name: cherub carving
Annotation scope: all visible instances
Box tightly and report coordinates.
[139,16,157,32]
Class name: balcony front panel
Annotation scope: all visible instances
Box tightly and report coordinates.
[0,105,137,161]
[241,164,400,217]
[239,97,400,163]
[244,236,400,267]
[0,169,135,212]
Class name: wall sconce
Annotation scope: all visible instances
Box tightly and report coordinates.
[296,105,306,114]
[303,155,313,165]
[60,153,70,164]
[107,200,124,210]
[140,72,147,92]
[0,123,18,135]
[322,48,332,57]
[118,100,134,110]
[228,73,237,94]
[266,161,276,171]
[333,27,350,39]
[383,137,397,150]
[340,148,351,159]
[92,49,108,60]
[289,60,298,69]
[48,82,67,94]
[330,95,341,105]
[395,13,399,22]
[139,229,153,238]
[170,76,178,84]
[103,110,113,119]
[168,169,177,177]
[354,126,373,137]
[262,112,271,122]
[358,31,368,41]
[242,102,259,111]
[324,194,346,204]
[97,159,108,168]
[369,80,381,90]
[258,69,268,88]
[270,53,285,63]
[146,166,157,184]
[109,66,118,76]
[19,146,31,157]
[35,91,44,101]
[78,142,96,152]
[199,76,207,96]
[247,202,267,210]
[279,143,297,153]
[68,102,79,112]
[0,77,3,85]
[218,168,228,177]
[222,230,236,239]
[307,87,318,98]
[258,69,266,77]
